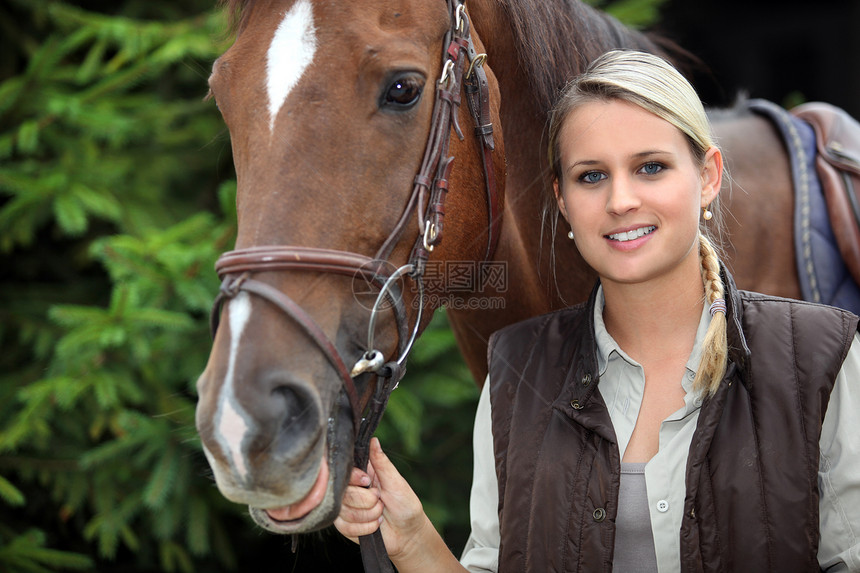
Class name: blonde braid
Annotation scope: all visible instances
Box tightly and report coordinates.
[693,234,728,396]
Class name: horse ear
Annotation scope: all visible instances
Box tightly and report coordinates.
[700,146,723,204]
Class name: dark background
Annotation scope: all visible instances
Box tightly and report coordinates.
[660,0,860,118]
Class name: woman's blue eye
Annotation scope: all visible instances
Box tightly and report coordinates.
[580,171,606,184]
[641,162,663,175]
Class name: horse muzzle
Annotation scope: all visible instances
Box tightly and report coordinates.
[196,354,357,532]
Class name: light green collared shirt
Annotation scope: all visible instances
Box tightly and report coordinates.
[460,286,860,572]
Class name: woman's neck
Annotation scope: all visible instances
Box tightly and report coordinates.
[601,266,706,364]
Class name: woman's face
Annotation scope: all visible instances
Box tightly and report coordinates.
[554,99,721,290]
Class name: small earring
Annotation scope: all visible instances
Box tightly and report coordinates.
[567,230,575,239]
[702,206,713,221]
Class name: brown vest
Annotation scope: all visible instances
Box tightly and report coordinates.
[488,271,857,572]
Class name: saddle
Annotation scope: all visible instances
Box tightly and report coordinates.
[791,102,860,286]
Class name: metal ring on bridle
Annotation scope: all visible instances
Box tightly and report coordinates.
[396,277,423,366]
[361,263,424,369]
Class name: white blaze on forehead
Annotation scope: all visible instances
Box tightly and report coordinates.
[266,0,317,132]
[215,292,253,481]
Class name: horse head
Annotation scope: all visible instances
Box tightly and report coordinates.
[196,0,504,534]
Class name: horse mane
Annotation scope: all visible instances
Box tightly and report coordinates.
[498,0,694,116]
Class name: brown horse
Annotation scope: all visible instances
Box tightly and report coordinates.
[196,0,801,536]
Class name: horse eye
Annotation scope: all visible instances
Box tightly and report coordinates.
[381,74,424,110]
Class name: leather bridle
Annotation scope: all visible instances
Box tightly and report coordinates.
[209,1,498,569]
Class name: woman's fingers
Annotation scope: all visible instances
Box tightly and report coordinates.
[367,438,422,516]
[335,454,388,545]
[333,512,381,543]
[334,485,383,544]
[337,492,383,525]
[367,437,400,490]
[348,467,372,488]
[341,484,380,511]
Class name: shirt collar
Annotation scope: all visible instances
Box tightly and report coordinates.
[592,284,712,396]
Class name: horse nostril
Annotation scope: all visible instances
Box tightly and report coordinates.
[274,383,319,433]
[262,379,324,460]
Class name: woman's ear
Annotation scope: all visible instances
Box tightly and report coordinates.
[554,179,569,222]
[700,146,723,205]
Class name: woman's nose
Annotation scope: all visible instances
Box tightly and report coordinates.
[605,177,641,215]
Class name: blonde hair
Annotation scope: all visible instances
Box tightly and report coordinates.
[696,235,728,395]
[547,50,728,395]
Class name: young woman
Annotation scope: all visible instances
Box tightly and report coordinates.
[335,50,860,572]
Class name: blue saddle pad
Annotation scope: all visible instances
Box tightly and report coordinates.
[747,99,860,314]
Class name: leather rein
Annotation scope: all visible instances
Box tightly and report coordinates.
[209,1,498,569]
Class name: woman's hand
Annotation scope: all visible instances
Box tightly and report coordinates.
[334,437,469,572]
[334,437,432,560]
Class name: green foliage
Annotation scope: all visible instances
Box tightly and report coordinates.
[585,0,668,29]
[0,0,669,570]
[0,530,92,573]
[0,1,240,571]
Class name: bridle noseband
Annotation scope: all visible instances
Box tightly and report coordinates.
[209,1,498,569]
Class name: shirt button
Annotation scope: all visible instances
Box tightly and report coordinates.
[656,499,670,513]
[593,508,606,522]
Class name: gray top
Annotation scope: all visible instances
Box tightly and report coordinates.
[614,463,658,573]
[460,286,860,572]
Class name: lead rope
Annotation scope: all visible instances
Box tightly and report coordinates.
[356,365,403,573]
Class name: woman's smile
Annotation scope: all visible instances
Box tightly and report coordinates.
[604,224,657,253]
